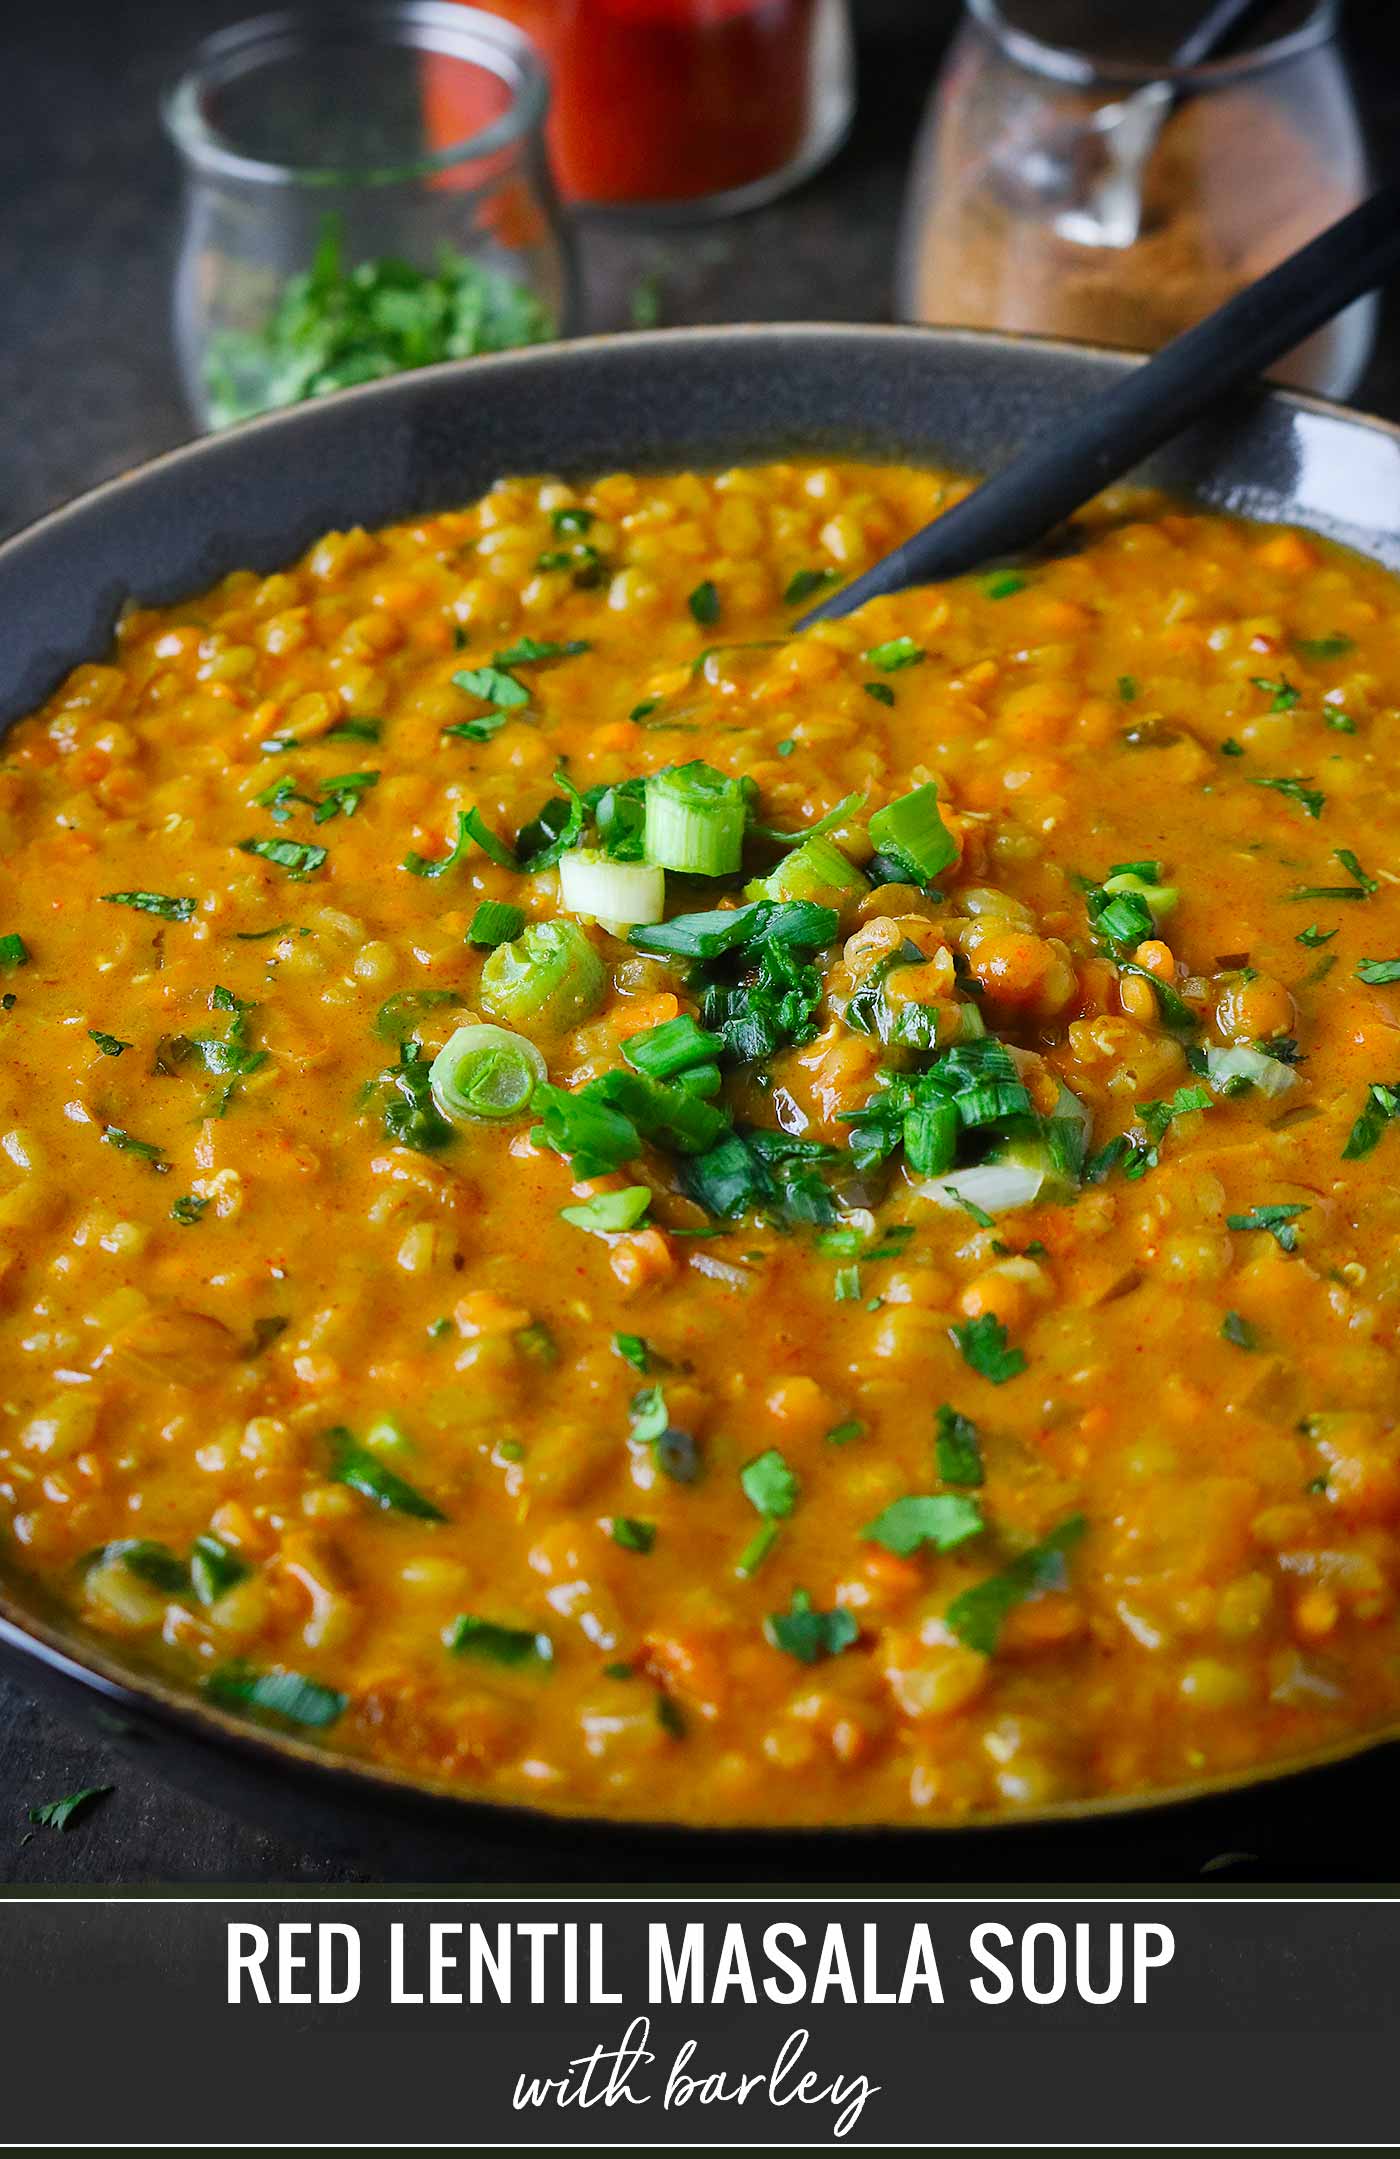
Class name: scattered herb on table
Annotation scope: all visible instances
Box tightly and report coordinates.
[28,1786,111,1833]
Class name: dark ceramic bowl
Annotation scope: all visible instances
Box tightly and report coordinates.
[5,326,1400,1882]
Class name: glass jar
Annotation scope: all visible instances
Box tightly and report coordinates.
[898,0,1373,399]
[471,0,856,217]
[164,2,578,430]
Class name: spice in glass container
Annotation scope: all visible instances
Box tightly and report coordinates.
[900,1,1373,399]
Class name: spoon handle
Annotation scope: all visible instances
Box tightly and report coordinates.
[804,181,1400,626]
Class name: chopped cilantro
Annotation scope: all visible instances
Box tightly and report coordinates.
[611,1517,656,1555]
[28,1786,111,1833]
[740,1448,800,1520]
[862,1492,984,1557]
[1221,1311,1257,1349]
[1251,675,1300,711]
[88,1030,131,1057]
[1356,958,1400,984]
[1226,1203,1309,1252]
[1343,1081,1400,1161]
[1248,775,1325,819]
[101,891,196,921]
[935,1404,984,1487]
[238,836,327,879]
[951,1313,1027,1385]
[688,579,721,627]
[765,1588,858,1665]
[945,1515,1086,1655]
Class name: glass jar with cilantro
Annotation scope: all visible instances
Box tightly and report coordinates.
[164,3,577,430]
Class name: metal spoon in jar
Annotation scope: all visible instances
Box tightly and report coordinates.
[800,180,1400,627]
[985,0,1275,250]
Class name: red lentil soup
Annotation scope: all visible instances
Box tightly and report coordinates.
[4,458,1400,1826]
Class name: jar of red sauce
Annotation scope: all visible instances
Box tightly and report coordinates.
[440,0,855,215]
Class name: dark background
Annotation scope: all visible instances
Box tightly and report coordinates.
[4,0,1400,1886]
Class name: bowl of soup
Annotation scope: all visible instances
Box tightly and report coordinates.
[4,327,1400,1869]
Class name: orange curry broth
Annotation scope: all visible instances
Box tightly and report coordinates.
[3,457,1400,1826]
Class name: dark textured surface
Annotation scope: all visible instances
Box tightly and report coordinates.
[4,0,1400,1887]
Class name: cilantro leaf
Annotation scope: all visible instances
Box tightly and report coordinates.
[935,1404,984,1487]
[944,1515,1086,1656]
[740,1449,800,1519]
[1226,1203,1309,1251]
[765,1589,859,1665]
[862,1492,984,1556]
[951,1313,1027,1385]
[28,1785,111,1833]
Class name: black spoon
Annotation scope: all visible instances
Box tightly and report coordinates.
[800,181,1400,629]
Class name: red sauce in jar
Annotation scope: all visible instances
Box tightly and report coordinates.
[454,0,821,207]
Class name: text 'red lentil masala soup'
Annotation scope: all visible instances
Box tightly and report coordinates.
[4,457,1400,1827]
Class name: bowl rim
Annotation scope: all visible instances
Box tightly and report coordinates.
[7,321,1400,584]
[7,318,1400,1843]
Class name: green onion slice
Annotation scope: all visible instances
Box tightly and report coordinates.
[429,1023,547,1123]
[478,920,605,1032]
[644,762,748,877]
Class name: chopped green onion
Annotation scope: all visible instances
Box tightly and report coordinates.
[0,935,29,969]
[611,1517,656,1554]
[531,1083,640,1179]
[190,1534,250,1606]
[206,1665,346,1727]
[864,636,923,671]
[430,1023,547,1123]
[644,762,748,877]
[447,1615,553,1666]
[559,848,666,928]
[467,899,526,948]
[688,579,721,626]
[756,832,868,910]
[867,784,957,884]
[88,1030,131,1057]
[622,1014,723,1080]
[750,791,866,849]
[560,1186,652,1235]
[783,566,838,604]
[328,1428,445,1519]
[629,897,836,963]
[479,920,605,1032]
[1357,958,1400,984]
